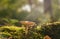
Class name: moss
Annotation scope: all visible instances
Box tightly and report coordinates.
[41,22,60,39]
[0,26,25,39]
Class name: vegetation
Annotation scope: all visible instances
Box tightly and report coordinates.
[41,22,60,39]
[0,22,60,39]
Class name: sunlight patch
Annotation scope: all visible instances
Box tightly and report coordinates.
[22,4,31,12]
[38,0,44,3]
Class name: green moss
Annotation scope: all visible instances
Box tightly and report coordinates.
[41,22,60,39]
[0,26,25,39]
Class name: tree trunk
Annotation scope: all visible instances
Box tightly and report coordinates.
[44,0,54,22]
